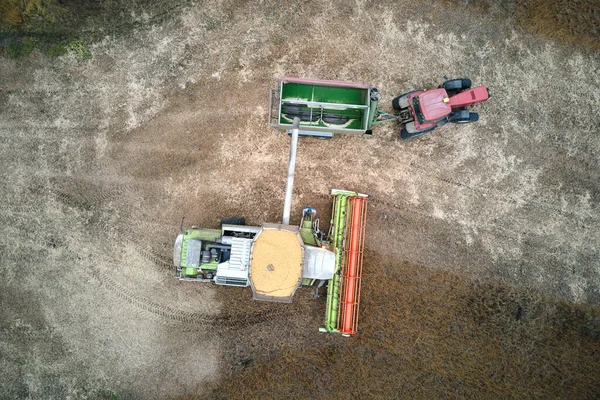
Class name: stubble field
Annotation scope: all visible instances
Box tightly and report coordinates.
[1,0,599,398]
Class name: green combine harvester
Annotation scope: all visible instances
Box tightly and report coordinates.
[173,117,369,335]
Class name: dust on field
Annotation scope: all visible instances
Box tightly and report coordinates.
[1,0,599,398]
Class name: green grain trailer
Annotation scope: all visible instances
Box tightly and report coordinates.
[269,77,394,138]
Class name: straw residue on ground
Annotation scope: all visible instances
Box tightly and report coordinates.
[1,0,599,398]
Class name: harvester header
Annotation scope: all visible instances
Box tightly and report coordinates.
[323,190,369,336]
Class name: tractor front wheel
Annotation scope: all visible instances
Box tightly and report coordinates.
[401,126,435,139]
[441,78,472,93]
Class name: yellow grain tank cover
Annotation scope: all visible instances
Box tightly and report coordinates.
[249,223,304,303]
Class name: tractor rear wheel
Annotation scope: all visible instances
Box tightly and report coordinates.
[220,217,246,227]
[401,126,435,139]
[392,90,419,110]
[453,112,479,124]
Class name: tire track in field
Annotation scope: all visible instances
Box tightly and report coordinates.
[48,187,99,212]
[43,176,183,226]
[95,237,173,275]
[41,177,178,276]
[401,163,599,226]
[89,263,289,329]
[125,239,173,271]
[0,204,46,215]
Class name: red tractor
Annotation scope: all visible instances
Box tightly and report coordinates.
[392,78,490,139]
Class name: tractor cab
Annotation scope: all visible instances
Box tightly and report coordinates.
[402,89,451,135]
[412,89,451,123]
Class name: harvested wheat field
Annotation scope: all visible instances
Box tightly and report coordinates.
[1,0,599,398]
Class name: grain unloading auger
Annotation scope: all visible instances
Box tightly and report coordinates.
[173,119,369,335]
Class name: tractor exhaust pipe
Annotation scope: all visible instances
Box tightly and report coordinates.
[282,117,300,225]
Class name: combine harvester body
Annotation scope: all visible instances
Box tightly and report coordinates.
[173,191,368,334]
